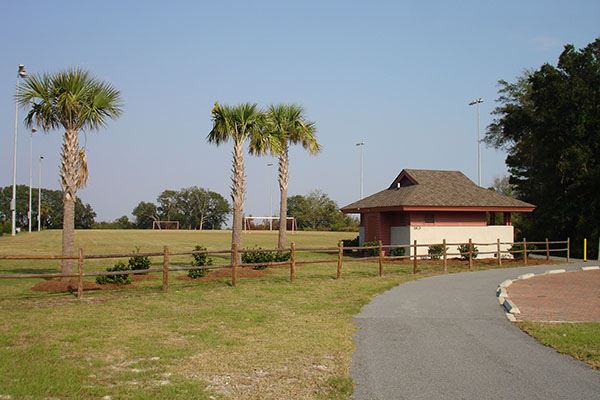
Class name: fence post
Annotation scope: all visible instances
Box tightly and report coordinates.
[162,246,169,292]
[497,239,502,267]
[413,240,418,274]
[378,240,383,277]
[468,239,473,270]
[567,237,570,262]
[290,242,296,282]
[584,238,587,262]
[442,239,447,272]
[337,241,343,279]
[546,238,550,261]
[523,237,528,265]
[232,243,238,287]
[77,248,84,300]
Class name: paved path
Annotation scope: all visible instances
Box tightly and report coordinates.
[351,263,600,399]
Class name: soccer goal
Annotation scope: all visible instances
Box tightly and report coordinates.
[152,221,180,230]
[244,216,297,233]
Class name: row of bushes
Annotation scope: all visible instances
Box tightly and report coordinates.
[341,236,536,260]
[96,245,294,284]
[96,240,539,285]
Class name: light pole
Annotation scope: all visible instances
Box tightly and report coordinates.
[469,98,484,186]
[38,155,44,232]
[11,64,28,236]
[356,142,365,199]
[267,162,274,230]
[28,128,37,232]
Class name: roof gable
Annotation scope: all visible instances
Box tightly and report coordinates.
[341,169,535,213]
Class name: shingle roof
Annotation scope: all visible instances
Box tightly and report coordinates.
[340,169,535,212]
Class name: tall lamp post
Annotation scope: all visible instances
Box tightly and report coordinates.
[38,155,44,232]
[267,162,274,230]
[469,98,484,186]
[11,64,28,236]
[356,141,365,199]
[28,128,37,232]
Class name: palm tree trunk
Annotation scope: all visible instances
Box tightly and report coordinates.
[60,128,80,277]
[231,140,245,262]
[277,143,290,249]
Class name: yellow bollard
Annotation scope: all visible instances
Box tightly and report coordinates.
[584,238,587,262]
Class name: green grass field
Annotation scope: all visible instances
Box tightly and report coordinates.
[0,229,575,399]
[0,229,426,399]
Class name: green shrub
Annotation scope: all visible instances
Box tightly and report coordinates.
[389,246,406,257]
[428,245,447,260]
[457,244,478,260]
[96,261,132,285]
[128,246,151,271]
[242,247,291,270]
[509,242,537,260]
[1,222,11,235]
[361,241,380,257]
[342,236,360,248]
[188,245,213,279]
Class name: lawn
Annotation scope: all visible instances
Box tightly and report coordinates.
[0,229,424,399]
[516,321,600,369]
[0,229,550,399]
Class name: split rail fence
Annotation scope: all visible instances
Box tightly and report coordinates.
[0,238,570,300]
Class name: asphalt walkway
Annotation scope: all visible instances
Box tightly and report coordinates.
[351,263,600,399]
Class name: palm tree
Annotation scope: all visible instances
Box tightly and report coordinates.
[18,68,123,276]
[266,104,320,248]
[208,102,266,261]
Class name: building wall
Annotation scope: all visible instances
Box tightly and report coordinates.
[390,225,515,258]
[408,211,487,226]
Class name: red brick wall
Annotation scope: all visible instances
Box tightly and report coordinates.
[408,211,486,226]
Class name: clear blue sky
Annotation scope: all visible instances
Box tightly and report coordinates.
[1,1,599,223]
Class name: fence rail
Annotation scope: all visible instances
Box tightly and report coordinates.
[0,237,571,299]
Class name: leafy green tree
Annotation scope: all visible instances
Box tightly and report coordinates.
[207,102,266,261]
[132,201,159,229]
[264,104,321,248]
[0,185,96,230]
[18,68,122,276]
[486,37,600,257]
[288,190,358,231]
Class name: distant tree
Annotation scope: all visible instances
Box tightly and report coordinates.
[263,104,321,248]
[288,190,358,231]
[156,190,179,222]
[74,202,97,229]
[488,175,513,197]
[18,68,122,276]
[485,37,600,257]
[0,185,96,230]
[132,201,159,229]
[207,102,266,261]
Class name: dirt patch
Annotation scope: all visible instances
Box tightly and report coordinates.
[31,278,135,293]
[178,267,274,281]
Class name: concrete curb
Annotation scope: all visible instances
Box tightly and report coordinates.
[496,265,599,321]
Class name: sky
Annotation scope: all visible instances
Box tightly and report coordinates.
[1,1,599,224]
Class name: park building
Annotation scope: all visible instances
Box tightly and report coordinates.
[340,169,535,258]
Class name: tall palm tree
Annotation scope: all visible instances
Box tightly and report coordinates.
[208,102,266,261]
[18,68,123,276]
[266,104,320,248]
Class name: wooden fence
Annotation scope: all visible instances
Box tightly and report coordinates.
[0,238,570,300]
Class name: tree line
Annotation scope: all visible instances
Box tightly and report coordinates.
[486,37,600,258]
[0,185,96,233]
[130,187,230,230]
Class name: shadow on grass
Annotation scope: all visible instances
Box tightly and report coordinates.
[0,267,58,275]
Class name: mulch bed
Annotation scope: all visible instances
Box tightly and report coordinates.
[30,273,157,293]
